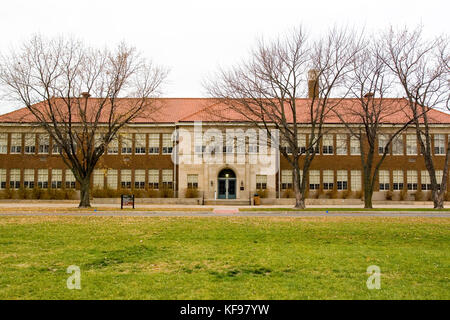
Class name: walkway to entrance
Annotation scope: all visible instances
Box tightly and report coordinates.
[217,168,236,199]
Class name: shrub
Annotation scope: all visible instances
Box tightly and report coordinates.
[256,189,268,198]
[445,192,450,201]
[413,190,424,201]
[426,191,432,201]
[0,188,14,199]
[399,189,408,201]
[185,188,199,198]
[342,190,351,199]
[282,189,294,198]
[64,188,76,200]
[146,189,159,198]
[159,187,174,198]
[133,189,146,198]
[385,190,394,201]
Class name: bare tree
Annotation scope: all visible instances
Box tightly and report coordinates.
[382,26,449,208]
[334,41,413,208]
[204,27,362,208]
[0,35,167,207]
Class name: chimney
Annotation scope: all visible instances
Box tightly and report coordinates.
[80,92,91,99]
[308,69,319,99]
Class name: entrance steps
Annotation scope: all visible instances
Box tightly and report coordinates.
[204,199,251,206]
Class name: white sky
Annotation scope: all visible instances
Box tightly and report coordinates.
[0,0,449,113]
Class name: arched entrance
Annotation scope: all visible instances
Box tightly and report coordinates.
[217,168,236,199]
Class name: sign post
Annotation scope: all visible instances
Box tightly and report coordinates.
[121,194,135,209]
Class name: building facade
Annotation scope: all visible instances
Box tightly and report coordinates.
[0,98,449,203]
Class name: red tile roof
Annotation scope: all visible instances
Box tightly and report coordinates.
[0,98,449,124]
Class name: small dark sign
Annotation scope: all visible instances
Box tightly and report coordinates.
[121,194,135,209]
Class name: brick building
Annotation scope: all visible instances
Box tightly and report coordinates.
[0,97,449,203]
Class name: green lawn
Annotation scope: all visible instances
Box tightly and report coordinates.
[0,216,448,299]
[241,207,450,212]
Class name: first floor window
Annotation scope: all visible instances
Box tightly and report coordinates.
[24,169,34,188]
[309,170,320,190]
[93,169,105,189]
[148,169,159,189]
[107,169,117,189]
[256,174,267,190]
[379,170,390,190]
[281,170,292,189]
[187,174,198,189]
[351,170,361,191]
[38,169,48,188]
[0,169,6,188]
[51,169,62,188]
[65,170,76,189]
[121,169,132,189]
[134,169,146,189]
[337,170,348,190]
[393,170,404,190]
[421,170,432,190]
[407,170,418,190]
[323,170,334,190]
[162,169,173,189]
[9,169,21,189]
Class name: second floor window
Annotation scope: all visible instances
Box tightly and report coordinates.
[336,134,347,155]
[135,134,146,154]
[162,134,173,154]
[434,134,445,155]
[378,135,389,155]
[10,133,22,154]
[322,135,333,154]
[392,135,404,155]
[406,135,417,155]
[24,134,36,154]
[121,134,132,155]
[38,134,49,154]
[149,134,160,154]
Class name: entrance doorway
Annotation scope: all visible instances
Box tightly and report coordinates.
[217,169,236,199]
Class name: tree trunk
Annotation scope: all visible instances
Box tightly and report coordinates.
[293,167,306,209]
[363,178,373,209]
[79,178,91,208]
[433,190,444,209]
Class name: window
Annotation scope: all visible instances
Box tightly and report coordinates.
[162,133,173,154]
[0,134,7,154]
[434,134,445,155]
[121,169,132,189]
[248,135,259,153]
[24,169,34,188]
[52,139,62,154]
[149,133,160,154]
[421,170,432,190]
[222,134,234,154]
[351,170,361,191]
[392,135,404,155]
[256,175,267,190]
[50,169,62,188]
[407,170,418,191]
[37,169,48,188]
[93,169,104,189]
[24,134,36,154]
[135,134,146,154]
[107,169,117,189]
[65,170,76,189]
[281,138,291,155]
[322,135,334,154]
[297,134,306,154]
[337,170,348,190]
[309,170,320,190]
[121,134,132,155]
[281,170,292,189]
[148,169,159,189]
[0,169,6,189]
[323,170,334,190]
[378,134,389,155]
[350,136,360,155]
[9,169,21,189]
[406,135,417,155]
[436,170,443,190]
[107,137,118,154]
[336,134,347,155]
[10,133,22,154]
[187,174,198,189]
[162,169,173,189]
[38,134,49,154]
[379,170,390,190]
[393,170,404,190]
[134,169,146,189]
